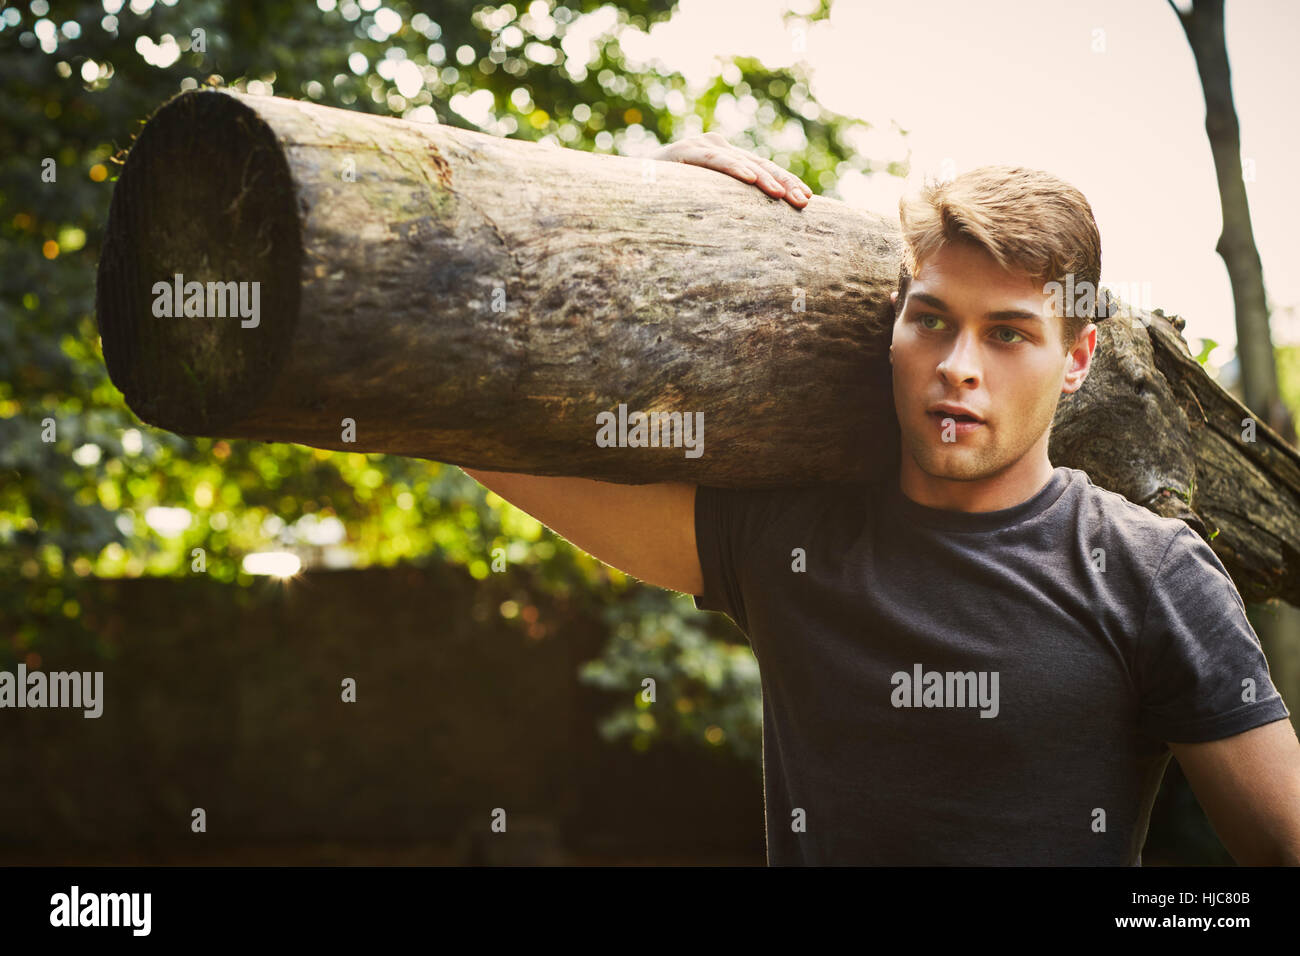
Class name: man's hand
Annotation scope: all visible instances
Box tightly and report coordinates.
[651,131,812,208]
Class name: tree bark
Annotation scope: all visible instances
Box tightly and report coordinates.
[97,88,902,486]
[97,89,1300,602]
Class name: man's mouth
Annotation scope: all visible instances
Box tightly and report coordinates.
[927,410,985,432]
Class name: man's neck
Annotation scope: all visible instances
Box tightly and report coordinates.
[898,454,1056,514]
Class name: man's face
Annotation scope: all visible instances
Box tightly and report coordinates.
[890,239,1094,482]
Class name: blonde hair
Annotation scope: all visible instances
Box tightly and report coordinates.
[898,166,1102,349]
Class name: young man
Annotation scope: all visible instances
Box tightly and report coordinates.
[462,136,1300,866]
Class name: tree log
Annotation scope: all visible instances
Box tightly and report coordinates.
[97,88,902,484]
[96,89,1300,602]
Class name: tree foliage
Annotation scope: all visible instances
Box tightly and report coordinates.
[1,0,895,757]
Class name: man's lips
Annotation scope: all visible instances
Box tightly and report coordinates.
[927,410,985,430]
[927,404,984,422]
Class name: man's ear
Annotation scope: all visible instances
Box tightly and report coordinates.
[1061,323,1097,394]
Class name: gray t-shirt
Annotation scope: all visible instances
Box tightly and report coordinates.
[693,465,1290,865]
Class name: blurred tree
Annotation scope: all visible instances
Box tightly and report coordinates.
[1169,0,1292,443]
[1168,0,1300,744]
[0,0,895,758]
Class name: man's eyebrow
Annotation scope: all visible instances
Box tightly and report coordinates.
[909,292,950,311]
[987,310,1044,325]
[908,292,1044,325]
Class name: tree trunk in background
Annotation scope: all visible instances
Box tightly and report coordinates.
[1171,0,1298,729]
[1171,0,1292,442]
[97,89,1300,603]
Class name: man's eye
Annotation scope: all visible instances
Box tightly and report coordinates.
[917,314,944,329]
[995,327,1026,344]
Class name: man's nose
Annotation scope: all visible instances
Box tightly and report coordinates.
[937,332,981,385]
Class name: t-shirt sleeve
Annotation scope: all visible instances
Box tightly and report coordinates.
[693,485,786,633]
[1135,525,1291,744]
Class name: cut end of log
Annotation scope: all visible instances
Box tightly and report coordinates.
[97,89,301,434]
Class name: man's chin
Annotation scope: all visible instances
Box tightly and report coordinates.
[907,446,997,482]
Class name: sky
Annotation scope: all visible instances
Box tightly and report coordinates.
[624,0,1300,371]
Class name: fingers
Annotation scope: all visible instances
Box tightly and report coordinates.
[698,149,758,184]
[663,133,812,208]
[744,160,789,198]
[753,155,811,207]
[743,158,810,207]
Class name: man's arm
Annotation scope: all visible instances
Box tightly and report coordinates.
[1169,719,1300,865]
[461,470,703,595]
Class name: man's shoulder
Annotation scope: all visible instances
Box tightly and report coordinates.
[699,480,872,509]
[695,479,873,541]
[1059,466,1193,567]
